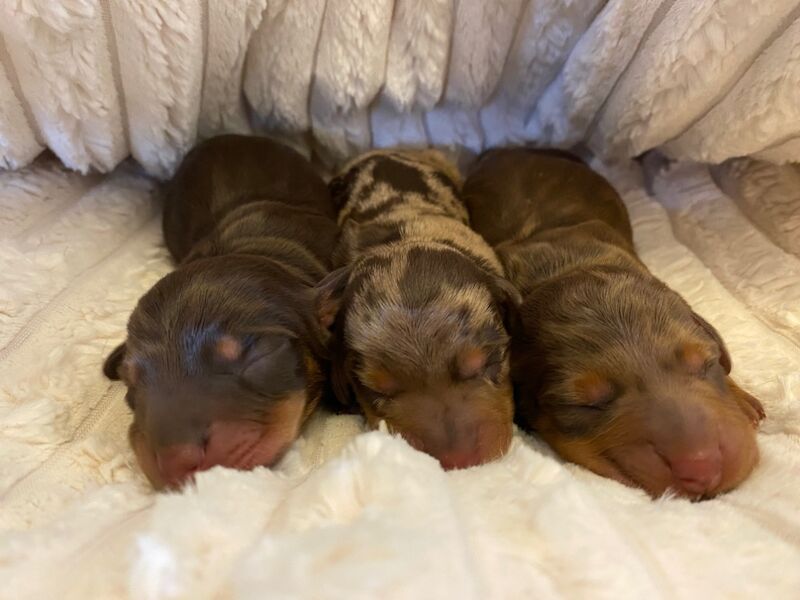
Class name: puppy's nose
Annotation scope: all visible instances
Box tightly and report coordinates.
[156,444,205,488]
[671,449,722,495]
[437,446,483,470]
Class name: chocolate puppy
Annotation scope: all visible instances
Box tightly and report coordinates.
[318,149,519,470]
[103,135,338,489]
[463,148,765,498]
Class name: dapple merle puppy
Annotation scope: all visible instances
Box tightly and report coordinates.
[317,149,519,470]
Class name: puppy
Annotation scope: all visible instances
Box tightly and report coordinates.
[318,149,519,470]
[463,148,765,498]
[103,135,338,489]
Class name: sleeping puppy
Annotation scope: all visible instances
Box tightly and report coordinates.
[318,149,520,470]
[463,148,765,498]
[103,135,338,490]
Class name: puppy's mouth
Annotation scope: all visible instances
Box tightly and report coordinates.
[204,417,301,470]
[378,416,513,471]
[600,446,676,498]
[131,393,308,490]
[598,427,758,500]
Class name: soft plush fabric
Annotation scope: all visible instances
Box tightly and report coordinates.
[0,154,798,599]
[1,1,799,597]
[0,0,799,175]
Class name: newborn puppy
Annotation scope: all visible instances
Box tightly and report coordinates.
[103,135,338,489]
[317,149,519,470]
[463,148,765,498]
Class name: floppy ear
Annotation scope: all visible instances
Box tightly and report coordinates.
[314,266,351,331]
[328,166,359,211]
[727,378,766,425]
[103,343,127,381]
[240,334,303,392]
[692,312,732,374]
[489,275,523,335]
[329,349,358,410]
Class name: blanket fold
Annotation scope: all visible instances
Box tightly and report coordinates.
[0,0,798,173]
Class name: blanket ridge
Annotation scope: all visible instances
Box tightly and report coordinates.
[0,0,798,174]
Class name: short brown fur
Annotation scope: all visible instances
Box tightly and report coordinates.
[463,148,764,498]
[103,135,338,489]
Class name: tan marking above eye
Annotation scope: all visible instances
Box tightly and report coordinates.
[574,372,615,406]
[215,335,243,362]
[677,343,707,375]
[456,346,488,379]
[362,365,399,396]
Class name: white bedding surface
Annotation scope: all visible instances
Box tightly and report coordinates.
[0,156,799,599]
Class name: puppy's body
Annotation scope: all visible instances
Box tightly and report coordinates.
[104,135,338,489]
[163,134,335,262]
[320,150,519,469]
[463,148,764,498]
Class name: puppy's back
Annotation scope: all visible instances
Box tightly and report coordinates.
[464,148,632,247]
[163,135,334,261]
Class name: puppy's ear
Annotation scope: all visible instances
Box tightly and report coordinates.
[692,312,732,374]
[330,349,358,409]
[490,275,523,335]
[103,343,128,381]
[240,334,303,392]
[328,167,359,211]
[314,266,351,331]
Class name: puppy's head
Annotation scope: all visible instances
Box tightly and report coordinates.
[317,243,519,470]
[103,256,326,490]
[514,269,764,499]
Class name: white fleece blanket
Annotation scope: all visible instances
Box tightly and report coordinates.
[0,0,799,174]
[1,1,800,598]
[1,154,799,599]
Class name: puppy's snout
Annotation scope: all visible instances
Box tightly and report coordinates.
[156,443,206,488]
[669,448,723,495]
[431,418,510,470]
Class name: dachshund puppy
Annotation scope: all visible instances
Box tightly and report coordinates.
[463,148,764,498]
[103,135,338,489]
[318,149,520,470]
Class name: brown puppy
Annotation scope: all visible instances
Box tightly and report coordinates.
[318,149,520,470]
[463,148,765,498]
[103,135,338,490]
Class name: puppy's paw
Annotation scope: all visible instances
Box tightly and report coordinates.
[733,385,766,427]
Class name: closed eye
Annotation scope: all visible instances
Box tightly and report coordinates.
[358,382,398,405]
[569,388,620,411]
[552,398,617,413]
[697,359,718,378]
[577,400,614,411]
[461,346,507,382]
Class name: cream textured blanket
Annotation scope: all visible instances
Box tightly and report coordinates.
[0,0,799,174]
[0,154,798,599]
[1,1,800,597]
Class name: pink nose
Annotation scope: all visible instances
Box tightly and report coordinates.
[437,447,484,470]
[156,443,205,488]
[671,450,723,495]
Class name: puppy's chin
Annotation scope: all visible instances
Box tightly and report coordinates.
[129,391,312,491]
